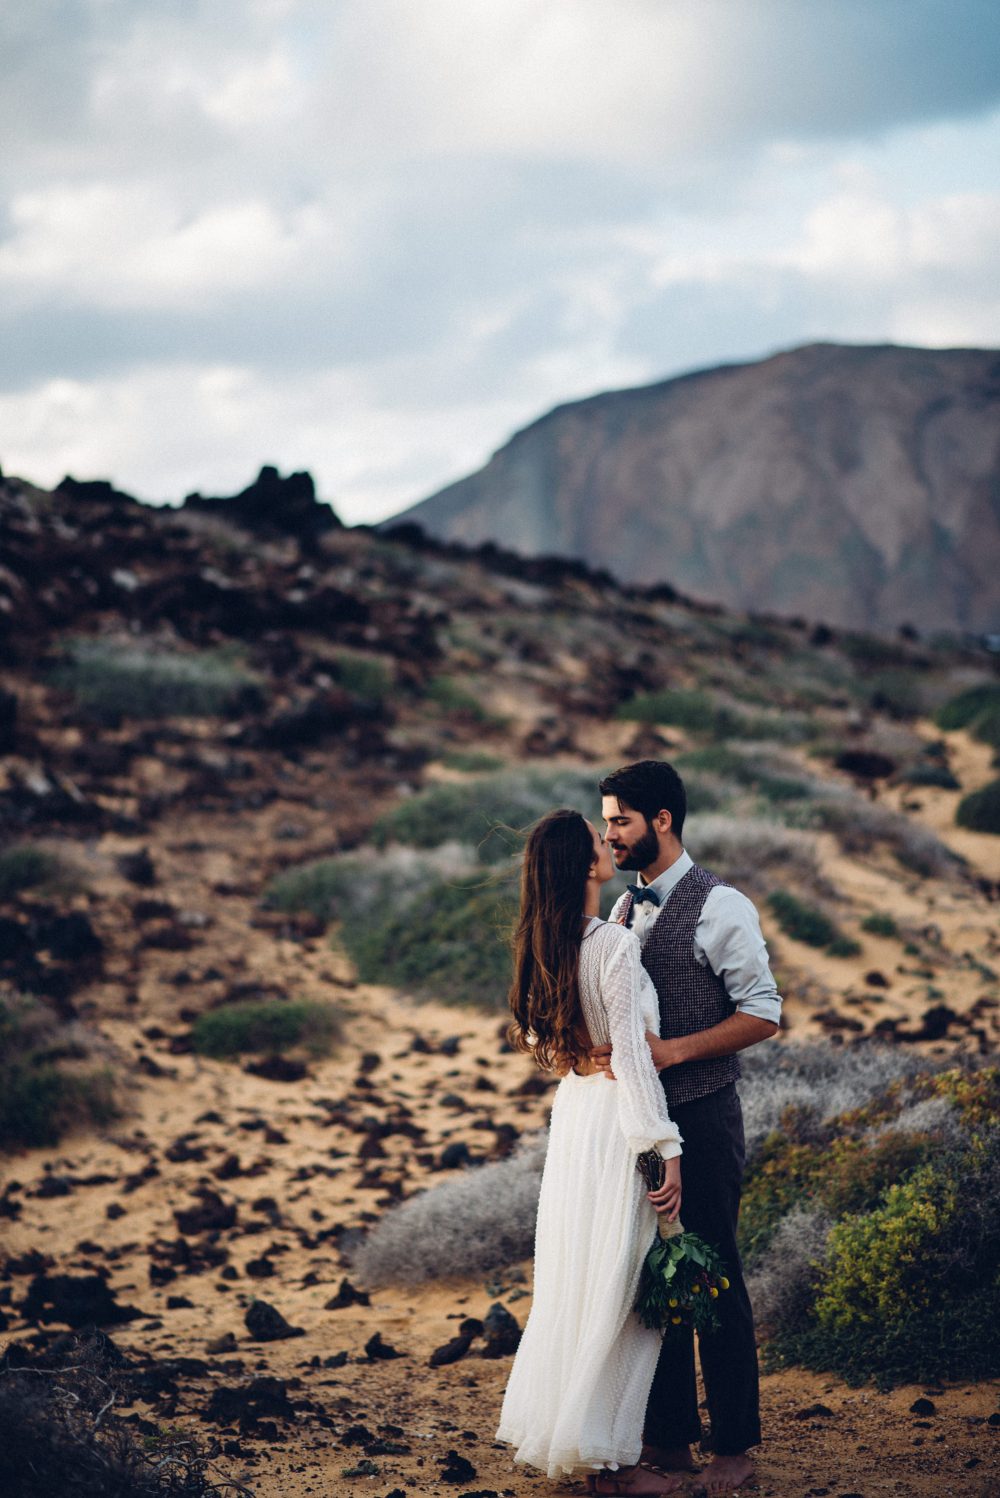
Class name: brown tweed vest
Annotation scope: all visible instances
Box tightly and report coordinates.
[620,862,740,1108]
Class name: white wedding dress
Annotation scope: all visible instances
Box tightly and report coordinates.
[496,917,682,1479]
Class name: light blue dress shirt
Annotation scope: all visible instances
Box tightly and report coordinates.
[608,849,783,1027]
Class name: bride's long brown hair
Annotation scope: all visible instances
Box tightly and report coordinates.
[508,808,595,1074]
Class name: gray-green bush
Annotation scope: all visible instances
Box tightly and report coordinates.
[353,1130,548,1285]
[683,814,823,899]
[0,843,82,901]
[0,992,118,1150]
[51,639,259,721]
[371,768,610,862]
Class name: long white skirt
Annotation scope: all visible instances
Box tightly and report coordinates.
[496,1069,662,1478]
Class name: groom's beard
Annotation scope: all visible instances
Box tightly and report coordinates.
[612,824,660,871]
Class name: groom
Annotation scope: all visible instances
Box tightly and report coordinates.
[593,760,781,1497]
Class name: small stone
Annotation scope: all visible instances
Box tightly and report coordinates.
[438,1142,472,1170]
[910,1397,936,1415]
[480,1302,520,1358]
[364,1331,403,1361]
[429,1333,473,1367]
[795,1402,835,1419]
[325,1278,370,1310]
[244,1299,305,1341]
[438,1450,477,1483]
[245,1257,275,1279]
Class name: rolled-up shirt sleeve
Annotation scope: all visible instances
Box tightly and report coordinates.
[693,886,782,1026]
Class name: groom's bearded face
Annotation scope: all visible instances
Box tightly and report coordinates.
[601,800,660,871]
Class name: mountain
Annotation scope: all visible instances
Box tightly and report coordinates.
[393,343,1000,633]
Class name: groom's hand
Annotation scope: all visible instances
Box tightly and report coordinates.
[646,1031,683,1071]
[590,1031,682,1079]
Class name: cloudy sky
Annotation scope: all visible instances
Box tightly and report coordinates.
[2,1,999,523]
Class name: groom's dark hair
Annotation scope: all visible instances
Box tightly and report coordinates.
[599,760,687,840]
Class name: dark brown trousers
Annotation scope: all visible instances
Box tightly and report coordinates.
[643,1083,762,1456]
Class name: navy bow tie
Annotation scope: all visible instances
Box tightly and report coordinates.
[627,883,661,907]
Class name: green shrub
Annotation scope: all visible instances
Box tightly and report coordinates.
[770,1138,1000,1387]
[0,993,118,1149]
[677,746,817,802]
[864,669,926,719]
[955,778,1000,834]
[345,871,519,1008]
[425,674,500,722]
[191,999,342,1059]
[51,639,259,721]
[935,683,1000,732]
[826,936,862,958]
[440,750,506,773]
[971,704,1000,753]
[740,1130,932,1265]
[767,890,838,948]
[615,688,739,738]
[861,913,899,938]
[332,651,391,703]
[0,844,81,900]
[896,763,961,789]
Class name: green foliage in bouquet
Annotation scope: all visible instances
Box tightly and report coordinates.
[635,1227,730,1336]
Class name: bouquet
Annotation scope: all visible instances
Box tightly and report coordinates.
[633,1150,730,1335]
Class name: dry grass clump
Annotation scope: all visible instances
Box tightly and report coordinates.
[738,1042,924,1161]
[371,767,607,862]
[266,841,477,922]
[745,1204,834,1330]
[0,1331,250,1498]
[787,787,961,879]
[353,1130,548,1286]
[683,814,823,899]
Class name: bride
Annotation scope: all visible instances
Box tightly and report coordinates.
[496,809,684,1495]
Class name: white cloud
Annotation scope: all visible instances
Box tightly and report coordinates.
[1,2,999,519]
[0,185,341,310]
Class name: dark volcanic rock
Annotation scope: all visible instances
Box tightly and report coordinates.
[174,1190,237,1235]
[364,1331,403,1360]
[35,912,103,962]
[244,1299,305,1341]
[204,1374,296,1426]
[429,1332,474,1367]
[481,1302,521,1357]
[835,749,897,781]
[116,847,157,886]
[21,1272,142,1328]
[243,1055,309,1082]
[182,465,342,540]
[0,687,17,752]
[251,689,381,750]
[324,1278,371,1310]
[438,1449,477,1483]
